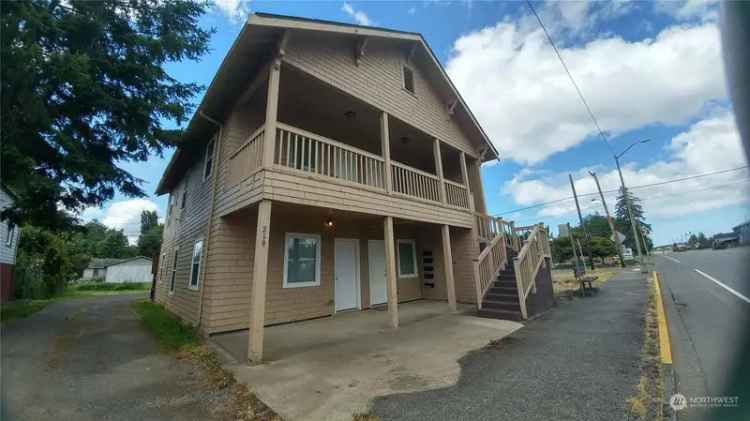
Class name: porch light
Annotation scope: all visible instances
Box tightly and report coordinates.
[325,218,334,228]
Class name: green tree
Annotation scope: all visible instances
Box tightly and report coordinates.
[140,210,159,233]
[589,236,617,259]
[137,210,162,258]
[14,225,75,298]
[1,0,212,227]
[571,214,612,239]
[615,188,653,252]
[551,236,574,263]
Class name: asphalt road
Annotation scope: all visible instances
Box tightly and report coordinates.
[1,294,226,421]
[655,248,750,420]
[372,270,648,421]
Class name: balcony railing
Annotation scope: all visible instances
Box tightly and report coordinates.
[227,126,265,186]
[274,123,386,190]
[444,179,469,209]
[230,122,474,210]
[391,161,442,203]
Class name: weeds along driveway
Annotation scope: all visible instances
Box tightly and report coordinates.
[1,294,226,421]
[372,270,649,421]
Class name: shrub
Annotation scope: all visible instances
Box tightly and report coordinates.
[74,282,149,291]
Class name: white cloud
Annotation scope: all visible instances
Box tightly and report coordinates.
[214,0,250,23]
[446,20,726,164]
[503,110,750,219]
[655,0,719,22]
[342,2,373,26]
[81,199,160,245]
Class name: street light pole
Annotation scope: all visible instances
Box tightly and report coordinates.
[614,153,645,267]
[589,171,626,268]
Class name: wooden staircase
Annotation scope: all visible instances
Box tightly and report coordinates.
[477,252,523,321]
[473,213,552,321]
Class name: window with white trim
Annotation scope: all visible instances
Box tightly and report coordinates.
[283,233,321,288]
[169,248,178,293]
[397,239,418,278]
[203,139,215,180]
[402,66,415,94]
[159,252,166,283]
[189,240,203,290]
[5,223,15,247]
[180,189,188,209]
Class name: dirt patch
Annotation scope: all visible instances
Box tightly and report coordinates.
[552,267,620,297]
[626,275,663,420]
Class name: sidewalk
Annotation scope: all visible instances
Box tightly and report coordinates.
[372,269,649,421]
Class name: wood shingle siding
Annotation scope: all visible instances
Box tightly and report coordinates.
[283,33,479,158]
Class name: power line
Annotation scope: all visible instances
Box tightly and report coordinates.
[525,0,615,155]
[494,165,750,216]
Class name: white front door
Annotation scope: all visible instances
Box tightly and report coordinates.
[335,239,359,312]
[368,240,387,306]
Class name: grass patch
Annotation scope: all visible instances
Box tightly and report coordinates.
[1,299,51,322]
[551,266,621,296]
[132,300,200,351]
[352,414,380,421]
[132,300,281,420]
[627,274,663,421]
[75,282,150,291]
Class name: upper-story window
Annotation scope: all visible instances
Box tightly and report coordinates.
[180,189,187,209]
[203,139,215,180]
[402,66,415,95]
[5,223,15,247]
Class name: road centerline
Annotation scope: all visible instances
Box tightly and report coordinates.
[694,269,750,304]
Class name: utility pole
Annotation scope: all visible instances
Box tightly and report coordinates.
[568,174,595,269]
[589,171,626,268]
[614,156,645,267]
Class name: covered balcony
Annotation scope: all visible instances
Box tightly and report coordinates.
[222,61,479,224]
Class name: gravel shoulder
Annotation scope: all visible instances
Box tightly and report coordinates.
[1,294,226,421]
[372,270,649,421]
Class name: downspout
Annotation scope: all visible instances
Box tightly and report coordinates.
[196,110,223,333]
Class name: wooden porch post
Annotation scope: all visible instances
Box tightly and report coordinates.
[380,112,392,193]
[433,139,446,203]
[459,152,475,211]
[248,200,272,363]
[383,216,399,328]
[441,224,457,311]
[262,61,281,168]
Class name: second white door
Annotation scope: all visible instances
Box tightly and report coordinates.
[368,240,387,306]
[335,239,360,312]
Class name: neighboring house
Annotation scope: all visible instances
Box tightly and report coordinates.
[154,13,552,362]
[733,220,750,245]
[1,185,20,302]
[83,257,153,283]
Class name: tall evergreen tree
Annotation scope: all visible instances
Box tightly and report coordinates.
[615,188,653,252]
[1,0,212,228]
[137,210,162,258]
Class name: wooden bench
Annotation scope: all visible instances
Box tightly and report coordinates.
[578,275,599,296]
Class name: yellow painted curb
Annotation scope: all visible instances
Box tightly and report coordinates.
[653,272,673,364]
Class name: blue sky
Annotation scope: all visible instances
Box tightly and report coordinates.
[83,0,750,246]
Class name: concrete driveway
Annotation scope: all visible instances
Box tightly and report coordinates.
[212,300,522,421]
[1,294,227,421]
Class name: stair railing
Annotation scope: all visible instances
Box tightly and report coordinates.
[473,229,508,309]
[513,224,548,319]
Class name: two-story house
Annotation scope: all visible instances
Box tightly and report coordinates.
[155,13,552,362]
[1,184,20,302]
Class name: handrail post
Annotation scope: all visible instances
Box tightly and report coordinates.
[262,61,280,169]
[380,112,392,193]
[433,138,446,204]
[473,258,482,309]
[514,257,528,319]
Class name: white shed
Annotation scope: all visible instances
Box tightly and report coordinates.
[83,256,153,283]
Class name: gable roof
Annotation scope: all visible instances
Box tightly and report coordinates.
[87,256,152,269]
[156,12,498,194]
